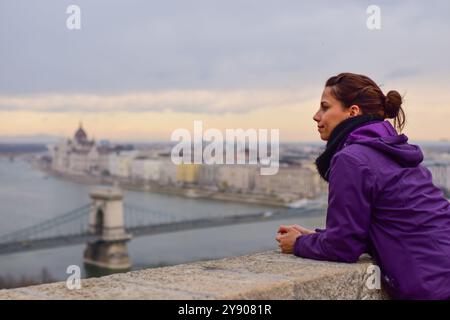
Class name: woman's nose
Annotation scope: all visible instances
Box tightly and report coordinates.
[313,111,321,122]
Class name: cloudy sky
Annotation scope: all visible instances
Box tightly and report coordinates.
[1,0,449,141]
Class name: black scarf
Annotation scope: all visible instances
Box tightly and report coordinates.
[315,114,385,182]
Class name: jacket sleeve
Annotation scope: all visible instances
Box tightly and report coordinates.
[294,152,376,263]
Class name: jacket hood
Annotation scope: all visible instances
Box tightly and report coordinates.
[344,120,424,167]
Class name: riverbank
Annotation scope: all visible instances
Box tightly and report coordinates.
[29,159,299,208]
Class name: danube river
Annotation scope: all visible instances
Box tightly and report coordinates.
[0,157,326,284]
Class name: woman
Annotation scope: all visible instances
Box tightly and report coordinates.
[275,72,450,299]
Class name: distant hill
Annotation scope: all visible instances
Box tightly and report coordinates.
[0,143,48,154]
[0,135,61,144]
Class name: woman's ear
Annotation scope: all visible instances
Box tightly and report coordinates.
[348,105,361,117]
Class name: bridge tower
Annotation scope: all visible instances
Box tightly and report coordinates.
[83,186,132,271]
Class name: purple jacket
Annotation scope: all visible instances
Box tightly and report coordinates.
[294,120,450,299]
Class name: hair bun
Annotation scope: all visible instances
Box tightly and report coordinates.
[384,90,402,118]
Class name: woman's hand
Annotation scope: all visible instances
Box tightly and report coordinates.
[278,224,316,235]
[275,224,316,254]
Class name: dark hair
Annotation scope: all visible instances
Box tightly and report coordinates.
[325,72,406,132]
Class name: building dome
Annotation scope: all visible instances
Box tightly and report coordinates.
[74,122,88,143]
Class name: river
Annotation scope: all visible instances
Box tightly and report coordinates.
[0,157,326,285]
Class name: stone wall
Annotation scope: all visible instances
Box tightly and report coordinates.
[0,251,388,300]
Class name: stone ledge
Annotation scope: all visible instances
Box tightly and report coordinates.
[0,251,388,300]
